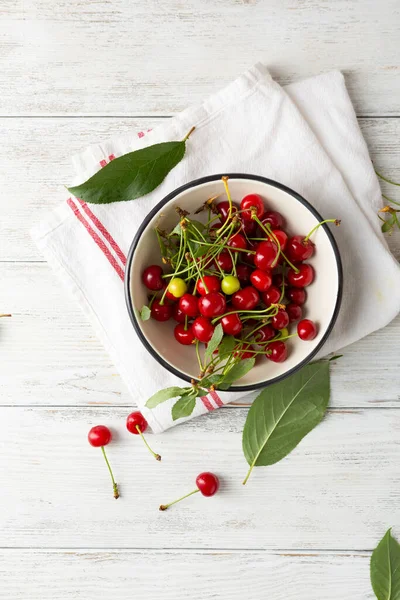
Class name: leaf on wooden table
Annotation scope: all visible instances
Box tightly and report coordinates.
[371,529,400,600]
[242,361,330,484]
[67,129,195,204]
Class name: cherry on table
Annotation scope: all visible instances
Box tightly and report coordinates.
[261,285,281,306]
[221,313,243,335]
[254,240,279,271]
[287,303,303,323]
[151,300,173,322]
[142,265,164,291]
[160,472,220,511]
[126,411,161,461]
[271,309,289,330]
[287,264,315,288]
[231,286,260,310]
[266,340,288,362]
[240,194,265,220]
[287,287,307,305]
[179,293,199,317]
[196,275,221,296]
[297,319,318,340]
[192,316,215,343]
[198,292,226,318]
[88,425,119,499]
[286,235,315,262]
[250,269,272,292]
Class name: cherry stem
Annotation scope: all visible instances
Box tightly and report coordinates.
[182,126,196,142]
[159,488,199,511]
[375,169,400,187]
[136,425,161,461]
[221,176,233,221]
[253,217,300,273]
[382,193,400,207]
[0,314,11,318]
[101,446,119,499]
[303,219,340,242]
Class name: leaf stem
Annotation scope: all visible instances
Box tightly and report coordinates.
[242,462,255,485]
[182,127,196,142]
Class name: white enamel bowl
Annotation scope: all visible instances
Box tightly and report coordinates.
[125,174,342,391]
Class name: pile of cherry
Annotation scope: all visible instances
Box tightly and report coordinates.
[141,188,333,366]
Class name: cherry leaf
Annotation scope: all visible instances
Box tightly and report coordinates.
[205,324,224,360]
[171,394,197,421]
[371,529,400,600]
[140,305,151,321]
[146,386,188,409]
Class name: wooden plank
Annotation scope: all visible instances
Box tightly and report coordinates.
[0,549,375,599]
[1,0,400,116]
[1,407,399,549]
[1,260,399,407]
[1,116,399,263]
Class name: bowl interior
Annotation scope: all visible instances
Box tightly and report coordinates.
[127,175,341,390]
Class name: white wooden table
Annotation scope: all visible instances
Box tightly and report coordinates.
[1,2,400,598]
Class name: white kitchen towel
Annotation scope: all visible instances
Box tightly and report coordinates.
[31,64,400,433]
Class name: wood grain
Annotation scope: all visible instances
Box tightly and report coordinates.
[1,0,400,116]
[0,549,375,599]
[1,406,399,549]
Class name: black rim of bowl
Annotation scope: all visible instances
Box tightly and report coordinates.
[124,173,343,392]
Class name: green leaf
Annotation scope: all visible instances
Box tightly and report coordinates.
[170,222,184,237]
[193,245,210,258]
[145,386,187,409]
[199,374,222,388]
[219,358,256,390]
[140,305,151,321]
[242,362,330,484]
[171,394,197,421]
[381,217,395,233]
[68,139,189,205]
[218,335,236,358]
[205,324,224,360]
[371,529,400,600]
[329,354,343,361]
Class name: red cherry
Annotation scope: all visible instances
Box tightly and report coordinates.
[287,287,307,305]
[240,194,265,220]
[242,241,258,265]
[160,472,220,510]
[179,293,199,317]
[228,232,248,252]
[126,411,161,461]
[217,201,238,223]
[232,286,260,310]
[240,218,257,236]
[196,275,221,296]
[192,317,215,343]
[198,292,226,318]
[270,229,288,250]
[174,323,195,345]
[261,211,285,230]
[88,425,111,447]
[261,285,281,306]
[165,288,178,302]
[196,472,220,496]
[254,324,275,343]
[215,251,233,272]
[151,300,172,321]
[250,269,272,292]
[88,425,119,499]
[297,319,318,341]
[272,309,289,330]
[172,304,187,323]
[236,263,252,284]
[287,303,303,323]
[287,264,315,288]
[221,313,243,335]
[254,240,279,270]
[286,235,315,262]
[266,340,288,362]
[142,265,164,291]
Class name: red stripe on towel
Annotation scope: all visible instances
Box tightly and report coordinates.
[209,390,223,407]
[66,198,125,281]
[200,396,214,411]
